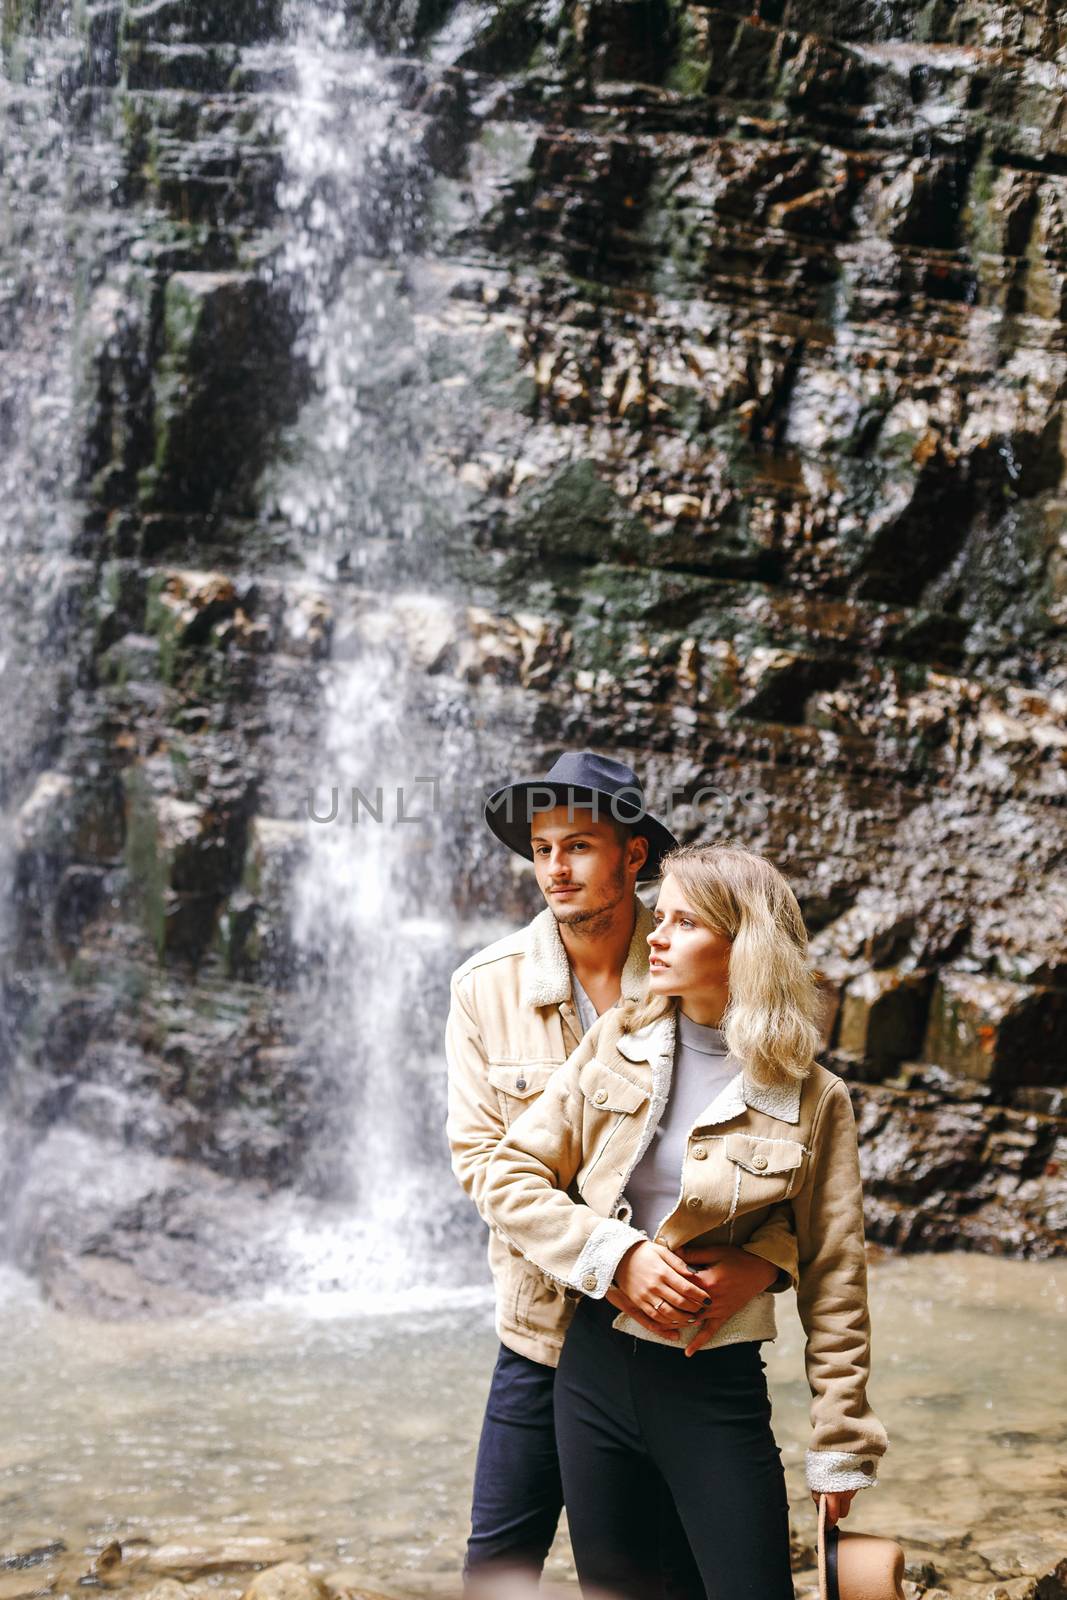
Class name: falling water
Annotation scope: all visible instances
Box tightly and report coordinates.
[0,16,86,1230]
[260,0,502,1298]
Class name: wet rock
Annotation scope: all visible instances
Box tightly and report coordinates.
[320,1575,396,1600]
[923,972,1067,1089]
[145,1541,308,1580]
[86,1541,123,1582]
[0,1543,66,1572]
[121,0,283,47]
[240,1566,329,1600]
[124,42,240,92]
[139,273,303,517]
[837,968,933,1070]
[215,817,306,983]
[584,0,676,86]
[145,569,238,682]
[121,753,253,964]
[143,1582,192,1600]
[278,591,332,661]
[875,159,964,250]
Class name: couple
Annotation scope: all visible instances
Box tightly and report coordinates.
[445,751,888,1600]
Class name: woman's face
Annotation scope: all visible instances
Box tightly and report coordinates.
[647,873,732,1009]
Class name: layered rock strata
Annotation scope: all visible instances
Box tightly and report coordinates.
[1,0,1065,1306]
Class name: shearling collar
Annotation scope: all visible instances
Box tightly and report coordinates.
[520,899,654,1010]
[616,1014,803,1126]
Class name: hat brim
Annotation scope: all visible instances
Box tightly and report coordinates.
[484,780,677,882]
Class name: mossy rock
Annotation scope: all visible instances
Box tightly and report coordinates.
[510,458,655,564]
[139,272,304,517]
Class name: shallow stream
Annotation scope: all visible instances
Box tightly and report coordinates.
[2,1254,1064,1599]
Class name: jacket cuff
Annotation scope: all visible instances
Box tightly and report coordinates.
[571,1219,646,1299]
[805,1450,881,1492]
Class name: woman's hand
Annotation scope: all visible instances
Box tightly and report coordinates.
[605,1284,679,1339]
[677,1244,779,1357]
[613,1241,708,1325]
[811,1489,857,1527]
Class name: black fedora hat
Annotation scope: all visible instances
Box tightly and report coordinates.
[484,750,677,883]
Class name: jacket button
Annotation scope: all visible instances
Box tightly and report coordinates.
[752,1154,768,1170]
[516,1077,527,1091]
[687,1196,701,1210]
[692,1145,707,1160]
[581,1273,598,1292]
[593,1088,609,1106]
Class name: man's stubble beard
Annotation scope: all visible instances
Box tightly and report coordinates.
[549,859,630,940]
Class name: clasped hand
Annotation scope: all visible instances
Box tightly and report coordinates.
[607,1239,778,1355]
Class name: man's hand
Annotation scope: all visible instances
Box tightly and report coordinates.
[811,1489,857,1527]
[614,1241,709,1325]
[678,1243,778,1357]
[605,1284,679,1339]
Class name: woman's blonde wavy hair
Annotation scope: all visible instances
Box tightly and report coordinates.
[623,842,822,1088]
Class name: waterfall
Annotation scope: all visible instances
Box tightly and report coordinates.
[0,17,85,1239]
[259,0,506,1301]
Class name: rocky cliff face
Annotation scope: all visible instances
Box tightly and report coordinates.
[1,0,1064,1312]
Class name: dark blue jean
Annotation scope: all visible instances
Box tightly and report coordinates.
[465,1341,705,1598]
[554,1299,795,1600]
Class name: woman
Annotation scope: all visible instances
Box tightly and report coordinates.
[483,843,888,1600]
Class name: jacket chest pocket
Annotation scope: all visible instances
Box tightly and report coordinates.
[575,1061,648,1194]
[486,1061,560,1129]
[723,1133,808,1211]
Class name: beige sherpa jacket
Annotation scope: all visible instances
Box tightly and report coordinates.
[445,900,799,1367]
[483,1005,889,1494]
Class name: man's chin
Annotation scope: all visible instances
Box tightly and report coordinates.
[551,902,593,925]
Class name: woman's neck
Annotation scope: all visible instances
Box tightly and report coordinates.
[678,994,727,1028]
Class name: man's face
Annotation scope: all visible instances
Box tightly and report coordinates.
[530,806,646,928]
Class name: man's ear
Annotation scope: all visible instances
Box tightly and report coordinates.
[628,833,650,876]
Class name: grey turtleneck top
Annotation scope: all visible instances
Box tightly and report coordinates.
[570,970,600,1039]
[625,1011,738,1238]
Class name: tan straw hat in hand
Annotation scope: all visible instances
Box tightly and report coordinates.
[817,1493,906,1600]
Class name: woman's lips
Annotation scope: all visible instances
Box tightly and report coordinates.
[649,958,669,969]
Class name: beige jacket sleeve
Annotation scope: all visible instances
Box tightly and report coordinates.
[484,1036,649,1296]
[793,1076,889,1494]
[444,971,504,1221]
[741,1206,799,1293]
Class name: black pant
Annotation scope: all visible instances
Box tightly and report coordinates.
[465,1341,705,1599]
[554,1299,795,1600]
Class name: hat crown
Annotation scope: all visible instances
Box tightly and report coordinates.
[543,750,644,804]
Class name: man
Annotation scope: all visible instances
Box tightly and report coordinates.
[446,750,797,1591]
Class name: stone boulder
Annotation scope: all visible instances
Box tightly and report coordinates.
[922,972,1067,1089]
[241,1566,329,1600]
